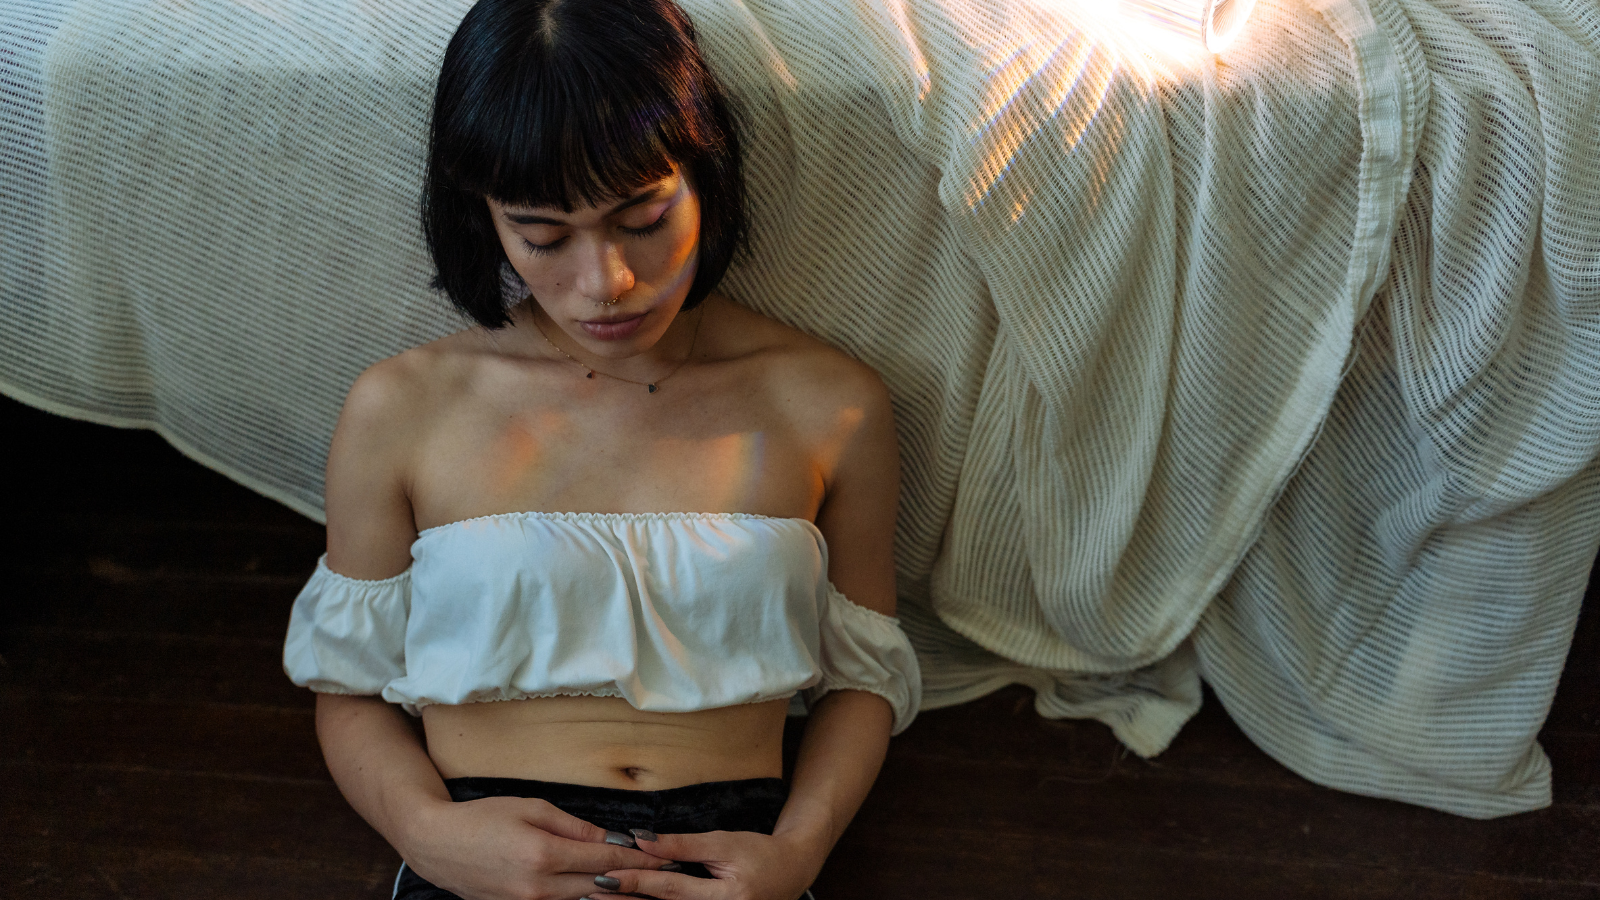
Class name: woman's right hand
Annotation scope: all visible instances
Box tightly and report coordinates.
[398,794,674,900]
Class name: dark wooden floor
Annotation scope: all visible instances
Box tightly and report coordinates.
[4,393,1598,899]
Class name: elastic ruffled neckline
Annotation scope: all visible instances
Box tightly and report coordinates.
[416,509,813,537]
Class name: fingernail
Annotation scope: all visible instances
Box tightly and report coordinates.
[630,827,658,842]
[660,861,683,872]
[603,830,636,848]
[594,875,623,890]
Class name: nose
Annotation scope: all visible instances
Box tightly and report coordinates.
[575,238,636,304]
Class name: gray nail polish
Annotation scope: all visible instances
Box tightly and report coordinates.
[630,827,658,842]
[603,830,637,848]
[594,875,623,891]
[661,861,682,872]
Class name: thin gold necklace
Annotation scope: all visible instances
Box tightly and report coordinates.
[532,305,705,394]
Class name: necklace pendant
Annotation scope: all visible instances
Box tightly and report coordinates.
[647,384,658,393]
[585,371,595,379]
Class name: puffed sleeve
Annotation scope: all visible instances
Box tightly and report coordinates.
[283,555,410,696]
[802,583,923,735]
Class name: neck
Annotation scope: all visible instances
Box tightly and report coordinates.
[523,298,707,386]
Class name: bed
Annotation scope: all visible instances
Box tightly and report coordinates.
[3,0,1595,818]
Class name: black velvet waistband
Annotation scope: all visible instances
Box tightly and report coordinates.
[393,776,790,899]
[444,776,788,836]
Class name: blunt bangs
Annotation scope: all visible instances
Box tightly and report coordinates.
[424,0,748,329]
[446,38,679,211]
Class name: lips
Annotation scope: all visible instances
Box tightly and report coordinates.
[580,312,648,341]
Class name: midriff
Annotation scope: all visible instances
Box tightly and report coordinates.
[421,695,790,790]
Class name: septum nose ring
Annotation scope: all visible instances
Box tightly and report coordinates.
[597,295,621,307]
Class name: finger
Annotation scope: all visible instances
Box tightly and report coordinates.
[592,869,717,900]
[537,872,638,900]
[515,801,676,868]
[517,798,617,845]
[547,833,681,873]
[627,829,728,864]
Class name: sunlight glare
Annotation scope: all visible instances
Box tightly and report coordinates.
[1038,0,1258,65]
[1130,0,1258,51]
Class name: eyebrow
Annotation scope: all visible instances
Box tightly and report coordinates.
[503,185,667,226]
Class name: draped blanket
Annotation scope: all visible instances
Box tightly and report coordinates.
[2,0,1595,818]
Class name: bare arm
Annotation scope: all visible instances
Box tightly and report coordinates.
[316,692,449,850]
[316,359,441,846]
[773,364,901,867]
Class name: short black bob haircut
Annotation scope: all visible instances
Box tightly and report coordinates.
[423,0,747,329]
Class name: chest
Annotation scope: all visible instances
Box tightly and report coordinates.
[408,364,824,529]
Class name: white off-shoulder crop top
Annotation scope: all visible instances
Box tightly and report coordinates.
[282,512,920,734]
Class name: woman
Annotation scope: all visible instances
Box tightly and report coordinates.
[282,1,920,898]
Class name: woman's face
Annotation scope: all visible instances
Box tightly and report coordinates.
[488,168,701,360]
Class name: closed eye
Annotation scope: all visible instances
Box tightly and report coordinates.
[519,207,670,256]
[621,210,670,237]
[524,237,565,256]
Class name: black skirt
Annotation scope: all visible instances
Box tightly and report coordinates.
[393,776,807,899]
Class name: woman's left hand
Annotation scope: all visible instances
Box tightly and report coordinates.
[588,829,821,900]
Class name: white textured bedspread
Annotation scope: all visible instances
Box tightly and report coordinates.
[2,0,1595,818]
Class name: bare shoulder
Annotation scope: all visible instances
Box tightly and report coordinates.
[324,330,490,576]
[336,329,484,443]
[708,297,892,424]
[708,299,902,611]
[326,329,493,503]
